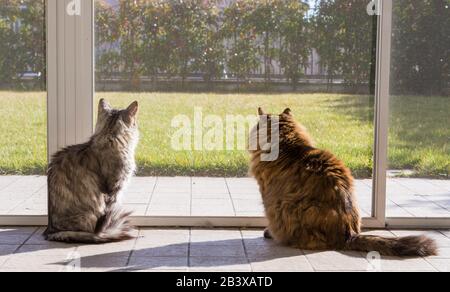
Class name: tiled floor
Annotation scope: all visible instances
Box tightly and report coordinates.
[0,227,449,272]
[0,176,449,217]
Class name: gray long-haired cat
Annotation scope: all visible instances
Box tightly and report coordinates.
[44,99,139,244]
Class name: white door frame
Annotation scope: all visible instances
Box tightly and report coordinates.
[374,0,450,229]
[47,0,94,158]
[1,0,449,229]
[369,0,392,229]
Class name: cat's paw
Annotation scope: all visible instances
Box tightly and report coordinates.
[264,228,273,239]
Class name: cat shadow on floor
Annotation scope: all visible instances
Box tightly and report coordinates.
[40,237,366,271]
[1,228,426,271]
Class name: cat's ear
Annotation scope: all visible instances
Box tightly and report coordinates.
[99,99,112,115]
[258,107,266,116]
[126,101,139,118]
[283,108,292,116]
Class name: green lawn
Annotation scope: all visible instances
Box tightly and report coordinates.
[0,91,448,178]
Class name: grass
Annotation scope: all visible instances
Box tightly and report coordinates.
[0,92,47,175]
[0,91,448,178]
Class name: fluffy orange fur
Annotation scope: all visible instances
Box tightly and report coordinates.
[249,108,437,257]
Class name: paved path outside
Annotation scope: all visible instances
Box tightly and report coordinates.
[0,176,449,218]
[0,227,449,272]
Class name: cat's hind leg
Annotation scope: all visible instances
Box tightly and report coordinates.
[45,231,110,244]
[45,208,135,244]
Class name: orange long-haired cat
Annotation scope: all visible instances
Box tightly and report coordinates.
[249,107,437,256]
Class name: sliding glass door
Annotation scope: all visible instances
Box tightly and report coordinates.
[386,0,450,220]
[0,0,47,217]
[93,0,378,221]
[1,0,448,228]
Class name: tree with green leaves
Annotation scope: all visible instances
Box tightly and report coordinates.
[0,0,46,89]
[313,0,375,93]
[163,0,220,87]
[190,1,225,85]
[222,0,260,83]
[312,0,341,90]
[117,0,145,90]
[140,1,171,86]
[95,0,120,89]
[391,0,450,95]
[278,1,310,90]
[249,0,282,83]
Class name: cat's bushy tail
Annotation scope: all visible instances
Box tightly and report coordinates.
[45,207,135,244]
[346,234,438,257]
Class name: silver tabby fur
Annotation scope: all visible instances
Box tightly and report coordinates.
[44,99,140,244]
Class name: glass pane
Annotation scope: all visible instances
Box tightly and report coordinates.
[0,0,47,215]
[95,0,376,218]
[387,0,450,218]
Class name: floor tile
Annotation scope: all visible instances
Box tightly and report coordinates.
[137,229,190,245]
[439,230,450,238]
[0,227,37,245]
[1,176,46,194]
[190,243,246,258]
[191,199,235,216]
[76,241,135,258]
[386,200,415,217]
[396,178,447,196]
[389,196,450,217]
[0,176,20,191]
[429,247,450,259]
[150,197,191,204]
[193,193,230,200]
[0,245,19,267]
[0,226,450,272]
[190,229,243,246]
[225,178,260,194]
[126,177,156,193]
[189,257,251,272]
[16,245,77,257]
[128,256,188,271]
[191,207,235,216]
[421,194,450,210]
[123,204,148,216]
[233,199,265,214]
[246,245,304,259]
[386,179,417,197]
[230,193,261,200]
[374,256,436,272]
[250,255,314,272]
[192,177,229,195]
[304,251,370,272]
[1,254,72,272]
[77,255,130,272]
[8,202,47,215]
[133,243,189,257]
[146,209,191,216]
[154,177,191,193]
[426,258,450,272]
[428,180,450,192]
[2,176,450,218]
[151,193,191,200]
[122,193,152,204]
